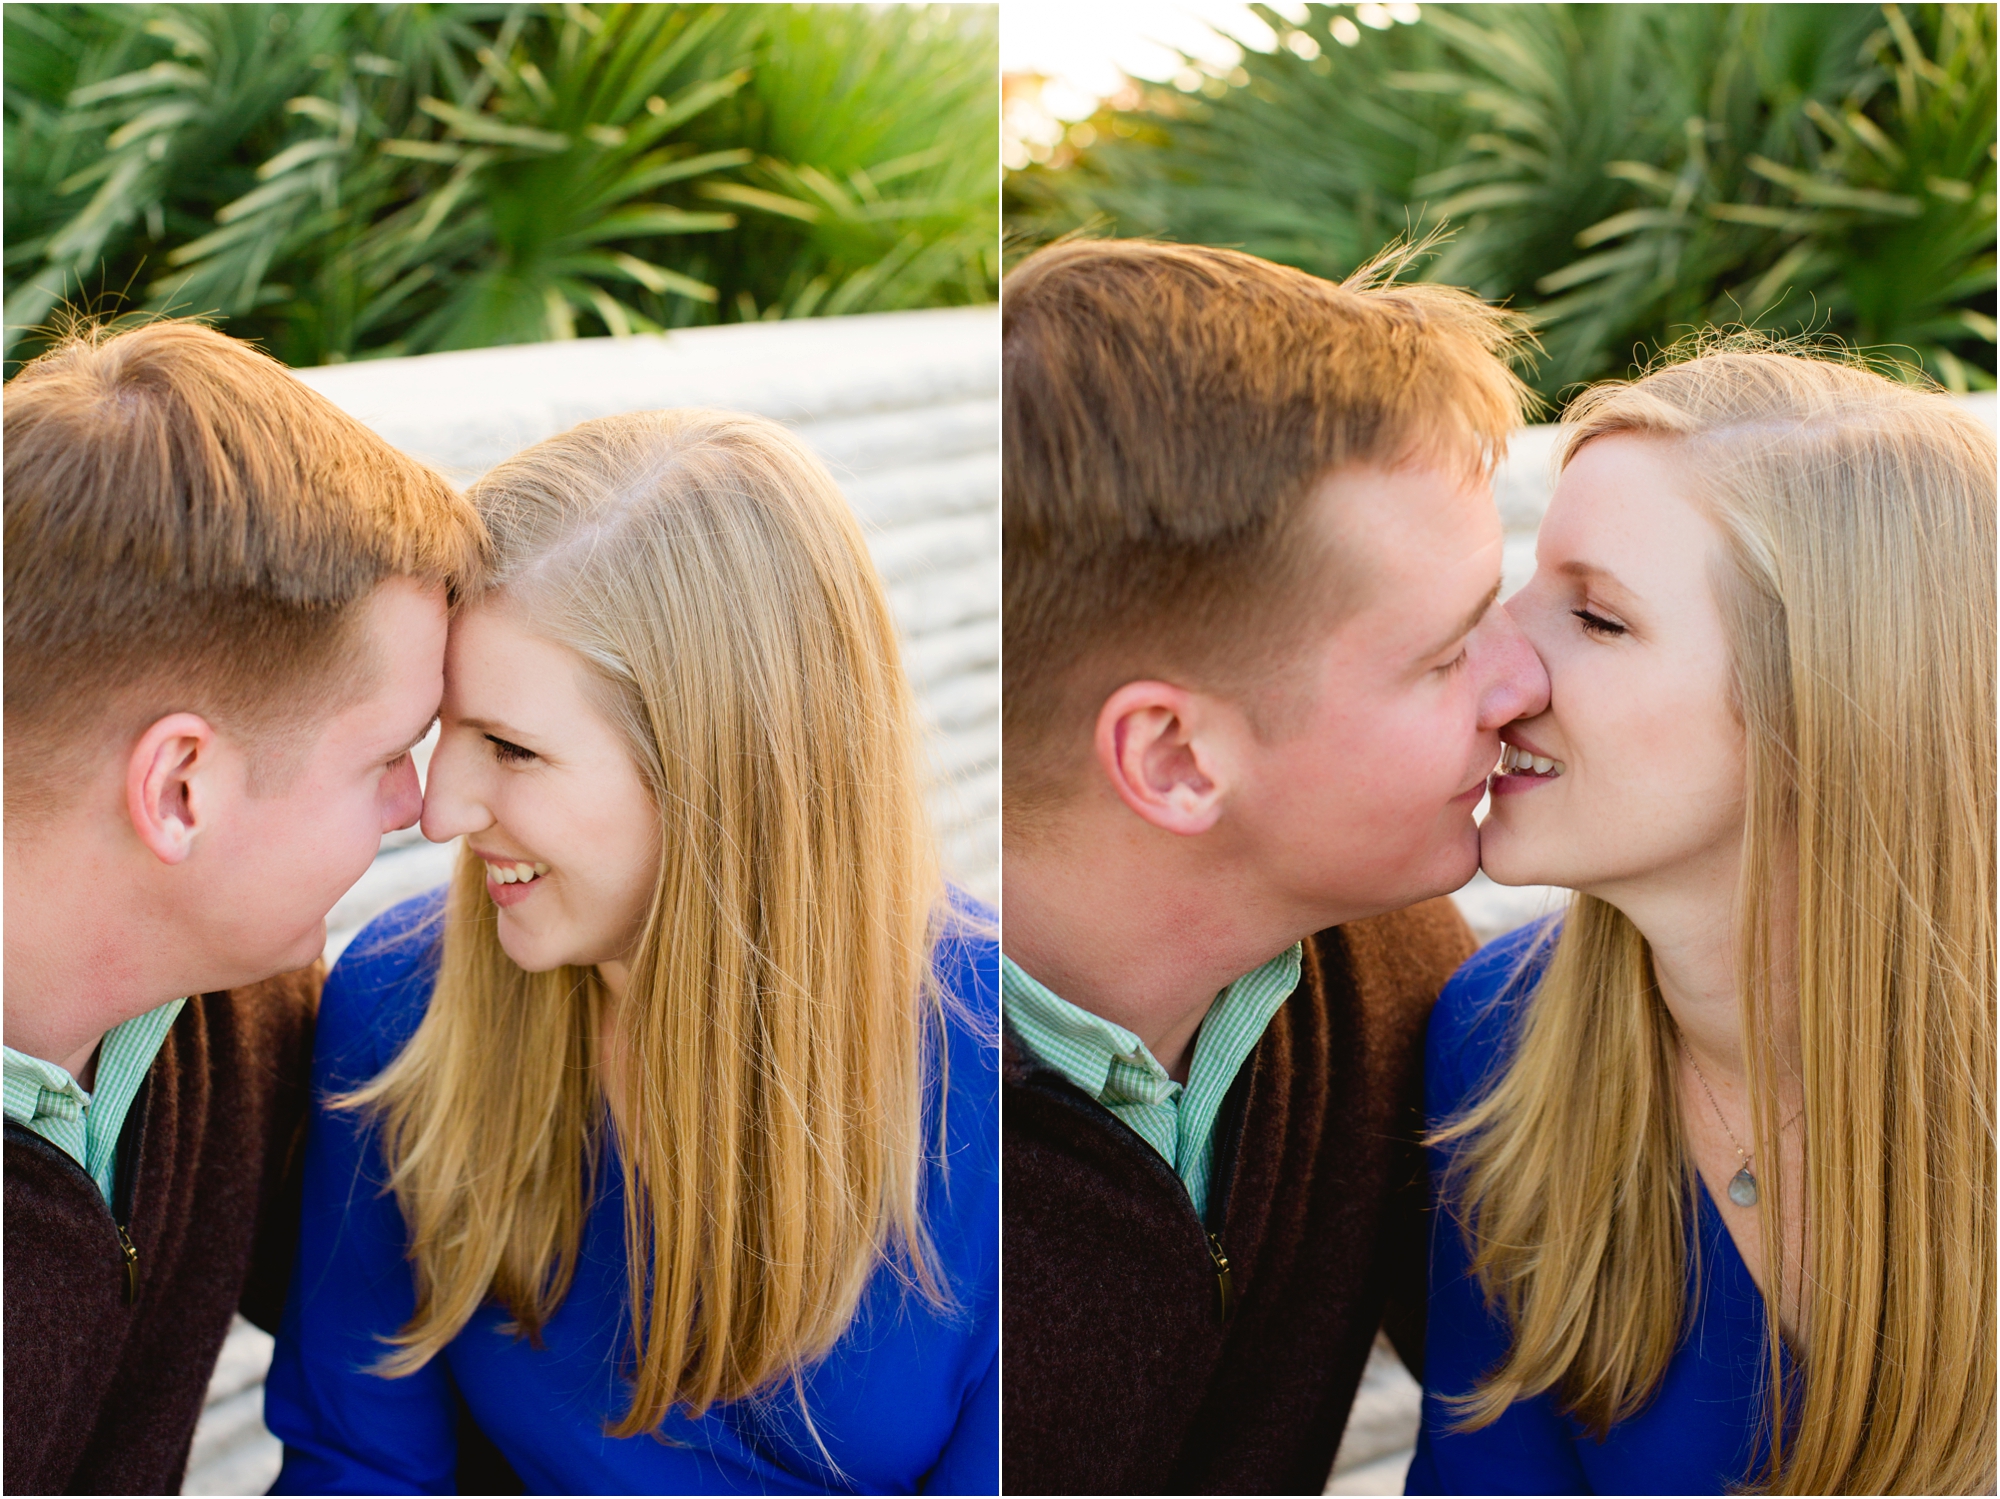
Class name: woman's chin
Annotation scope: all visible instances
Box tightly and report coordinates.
[1477,812,1559,889]
[495,926,562,976]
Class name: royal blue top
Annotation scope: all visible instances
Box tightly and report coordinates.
[1406,921,1788,1496]
[265,889,999,1496]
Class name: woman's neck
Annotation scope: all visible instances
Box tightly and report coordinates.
[594,960,633,1125]
[1599,849,1809,1342]
[595,960,631,1006]
[1591,854,1802,1093]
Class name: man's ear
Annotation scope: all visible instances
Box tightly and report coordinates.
[126,713,219,866]
[1094,681,1229,835]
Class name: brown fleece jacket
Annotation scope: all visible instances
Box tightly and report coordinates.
[4,968,318,1496]
[1002,897,1475,1495]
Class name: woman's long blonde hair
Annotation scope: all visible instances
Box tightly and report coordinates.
[1437,345,1995,1493]
[345,409,947,1436]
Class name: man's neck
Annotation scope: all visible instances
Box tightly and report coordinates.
[1003,821,1322,1082]
[4,830,174,1082]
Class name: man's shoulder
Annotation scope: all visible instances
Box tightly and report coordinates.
[187,959,323,1068]
[1308,893,1480,1028]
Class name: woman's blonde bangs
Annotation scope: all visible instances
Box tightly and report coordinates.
[1436,342,1996,1494]
[342,409,948,1438]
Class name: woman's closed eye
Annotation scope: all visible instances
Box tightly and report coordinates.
[1572,607,1627,638]
[486,734,537,764]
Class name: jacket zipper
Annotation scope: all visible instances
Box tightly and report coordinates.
[1206,1233,1234,1323]
[115,1221,140,1304]
[1014,1064,1242,1326]
[4,1073,150,1305]
[3,1124,140,1301]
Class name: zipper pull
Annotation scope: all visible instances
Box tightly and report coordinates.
[116,1223,139,1305]
[1206,1232,1234,1324]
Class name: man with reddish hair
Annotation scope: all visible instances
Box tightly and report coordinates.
[2,319,485,1494]
[1001,240,1549,1492]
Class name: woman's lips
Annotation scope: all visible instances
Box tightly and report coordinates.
[1489,767,1558,797]
[1491,737,1567,796]
[486,869,542,907]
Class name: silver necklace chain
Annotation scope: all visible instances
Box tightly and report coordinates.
[1676,1033,1803,1207]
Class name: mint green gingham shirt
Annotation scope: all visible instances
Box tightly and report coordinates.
[3,999,185,1204]
[1003,945,1303,1220]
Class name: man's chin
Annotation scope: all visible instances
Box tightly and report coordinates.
[184,921,326,995]
[1319,835,1480,925]
[257,920,330,984]
[1432,835,1483,900]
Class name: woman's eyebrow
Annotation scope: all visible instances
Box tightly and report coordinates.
[456,715,533,743]
[1559,559,1637,602]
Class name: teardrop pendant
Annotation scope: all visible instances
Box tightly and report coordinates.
[1727,1165,1758,1207]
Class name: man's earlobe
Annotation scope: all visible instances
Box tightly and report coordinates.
[1096,682,1226,836]
[126,714,217,866]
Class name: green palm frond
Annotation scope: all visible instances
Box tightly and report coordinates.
[1011,3,1993,396]
[6,3,997,370]
[697,3,1000,320]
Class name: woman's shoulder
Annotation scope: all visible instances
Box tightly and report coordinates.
[931,886,999,1047]
[316,889,447,1088]
[1427,915,1560,1124]
[928,887,1000,1173]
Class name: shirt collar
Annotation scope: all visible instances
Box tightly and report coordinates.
[3,1046,91,1127]
[1001,942,1305,1107]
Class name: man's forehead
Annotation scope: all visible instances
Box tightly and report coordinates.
[1313,461,1499,566]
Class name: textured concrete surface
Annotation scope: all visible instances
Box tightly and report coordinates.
[1326,1334,1422,1494]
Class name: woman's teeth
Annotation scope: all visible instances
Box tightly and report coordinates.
[1499,744,1565,777]
[486,860,550,885]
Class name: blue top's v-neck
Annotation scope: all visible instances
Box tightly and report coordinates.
[1407,922,1793,1496]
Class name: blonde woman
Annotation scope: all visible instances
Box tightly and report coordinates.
[1409,348,1994,1494]
[263,411,997,1493]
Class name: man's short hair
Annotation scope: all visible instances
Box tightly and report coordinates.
[4,318,487,816]
[1003,239,1534,813]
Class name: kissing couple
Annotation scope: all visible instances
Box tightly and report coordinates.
[1000,240,1994,1495]
[5,322,998,1493]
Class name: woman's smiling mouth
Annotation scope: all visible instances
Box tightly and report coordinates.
[477,853,550,906]
[1491,738,1566,794]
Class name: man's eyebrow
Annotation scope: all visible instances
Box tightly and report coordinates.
[1425,579,1502,658]
[391,714,439,758]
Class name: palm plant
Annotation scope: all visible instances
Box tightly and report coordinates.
[5,3,379,360]
[695,4,1001,321]
[6,3,997,370]
[1010,3,1995,395]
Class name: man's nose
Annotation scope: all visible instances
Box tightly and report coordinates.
[381,757,423,834]
[1475,601,1551,729]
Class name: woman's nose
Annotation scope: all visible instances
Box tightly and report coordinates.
[418,734,494,844]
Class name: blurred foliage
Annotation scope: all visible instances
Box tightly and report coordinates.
[1007,3,1995,396]
[5,2,997,370]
